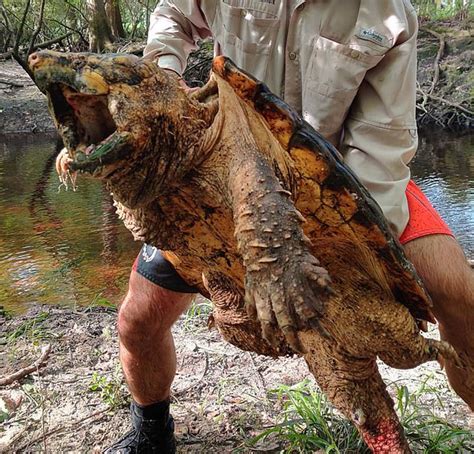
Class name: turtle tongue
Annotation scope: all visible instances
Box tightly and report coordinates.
[84,144,95,156]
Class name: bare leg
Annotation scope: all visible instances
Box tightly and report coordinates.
[117,270,195,405]
[404,234,474,409]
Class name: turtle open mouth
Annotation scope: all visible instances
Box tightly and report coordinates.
[48,82,128,178]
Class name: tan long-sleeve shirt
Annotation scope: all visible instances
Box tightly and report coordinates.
[144,0,419,236]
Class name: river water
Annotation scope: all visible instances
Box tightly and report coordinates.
[0,132,472,314]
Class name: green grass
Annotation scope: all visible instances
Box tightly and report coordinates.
[86,294,117,311]
[394,378,473,453]
[6,311,51,344]
[251,377,473,453]
[0,305,13,320]
[251,380,368,453]
[182,297,213,332]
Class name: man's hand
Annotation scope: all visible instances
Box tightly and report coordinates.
[162,67,199,94]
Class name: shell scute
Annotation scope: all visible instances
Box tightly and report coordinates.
[214,56,434,323]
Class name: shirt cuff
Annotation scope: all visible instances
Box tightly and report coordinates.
[156,54,183,75]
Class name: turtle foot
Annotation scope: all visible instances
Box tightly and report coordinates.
[246,251,332,353]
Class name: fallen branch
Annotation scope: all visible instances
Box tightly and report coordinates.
[426,93,474,117]
[0,344,51,386]
[1,33,73,63]
[0,51,13,60]
[416,88,474,117]
[416,81,429,113]
[31,33,74,52]
[16,408,107,451]
[424,28,445,95]
[0,78,24,87]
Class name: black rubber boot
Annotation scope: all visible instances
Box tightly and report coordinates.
[104,400,176,454]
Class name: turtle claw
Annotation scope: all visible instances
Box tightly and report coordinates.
[309,317,332,340]
[281,326,305,354]
[245,252,332,353]
[261,321,280,349]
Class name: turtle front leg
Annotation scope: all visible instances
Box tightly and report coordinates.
[228,152,332,353]
[203,271,293,357]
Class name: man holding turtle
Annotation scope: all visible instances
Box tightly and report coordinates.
[106,1,474,452]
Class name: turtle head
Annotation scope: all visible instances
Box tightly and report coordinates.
[29,50,159,177]
[29,50,215,207]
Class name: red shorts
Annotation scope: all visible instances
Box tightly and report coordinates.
[399,180,454,245]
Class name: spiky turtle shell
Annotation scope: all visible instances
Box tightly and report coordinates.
[212,56,434,325]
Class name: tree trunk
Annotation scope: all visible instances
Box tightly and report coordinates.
[106,0,126,39]
[87,0,114,52]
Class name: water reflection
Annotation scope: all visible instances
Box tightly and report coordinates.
[412,132,473,256]
[0,132,472,314]
[0,134,138,314]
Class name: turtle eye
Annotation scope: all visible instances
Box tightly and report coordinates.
[72,60,85,71]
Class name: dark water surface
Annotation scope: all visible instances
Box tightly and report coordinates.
[0,132,472,314]
[0,134,138,314]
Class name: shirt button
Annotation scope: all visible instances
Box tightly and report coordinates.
[351,50,359,59]
[289,51,297,60]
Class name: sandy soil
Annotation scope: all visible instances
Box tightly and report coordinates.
[1,302,472,453]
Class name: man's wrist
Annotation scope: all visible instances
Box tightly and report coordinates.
[155,54,183,76]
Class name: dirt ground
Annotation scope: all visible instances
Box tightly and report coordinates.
[1,302,472,453]
[0,59,53,135]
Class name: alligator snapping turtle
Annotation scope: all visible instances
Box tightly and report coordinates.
[29,50,461,453]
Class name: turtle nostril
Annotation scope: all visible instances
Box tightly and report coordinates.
[28,52,40,69]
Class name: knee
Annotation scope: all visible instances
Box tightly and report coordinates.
[117,271,194,350]
[117,285,164,351]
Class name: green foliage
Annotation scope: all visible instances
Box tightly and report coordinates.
[394,378,474,453]
[6,310,51,344]
[412,0,473,19]
[251,377,474,453]
[0,305,13,319]
[182,297,213,332]
[88,368,126,410]
[0,0,154,54]
[87,294,117,310]
[251,380,368,453]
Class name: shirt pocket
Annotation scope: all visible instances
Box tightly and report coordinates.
[214,1,280,81]
[303,35,385,141]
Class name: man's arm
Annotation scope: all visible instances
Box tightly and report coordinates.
[341,8,419,237]
[143,0,213,74]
